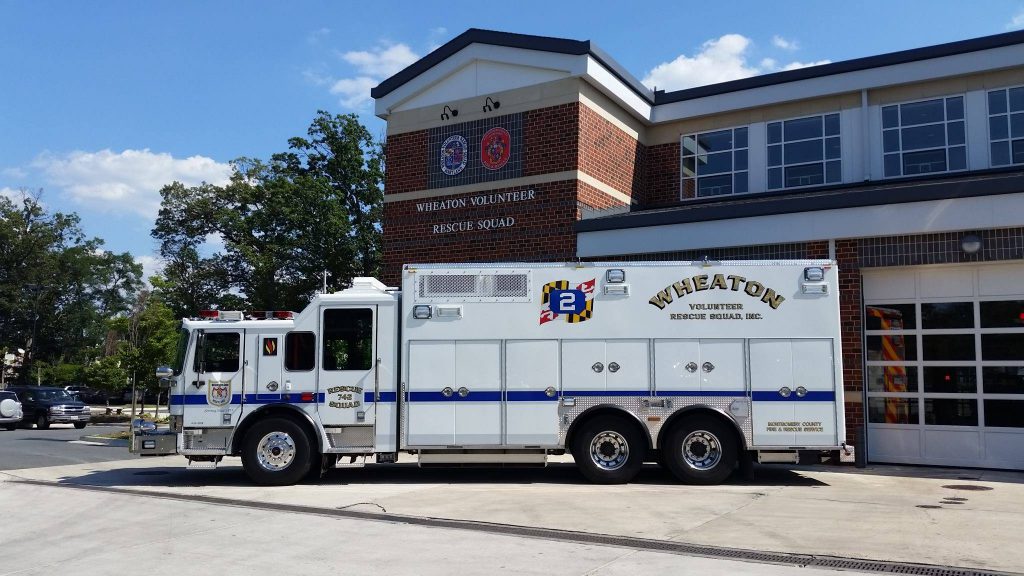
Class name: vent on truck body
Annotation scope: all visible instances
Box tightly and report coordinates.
[416,272,531,303]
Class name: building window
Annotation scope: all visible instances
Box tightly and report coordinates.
[767,114,841,189]
[681,127,748,199]
[988,86,1024,166]
[882,96,966,177]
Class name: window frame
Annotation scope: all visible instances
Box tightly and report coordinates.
[284,331,316,372]
[679,125,749,201]
[880,94,968,179]
[986,85,1024,168]
[765,112,843,191]
[321,307,375,372]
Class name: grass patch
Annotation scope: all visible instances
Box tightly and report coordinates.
[93,431,131,440]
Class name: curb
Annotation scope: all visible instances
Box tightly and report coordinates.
[79,435,129,447]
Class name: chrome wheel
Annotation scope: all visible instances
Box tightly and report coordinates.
[590,430,630,471]
[682,430,722,470]
[256,431,296,472]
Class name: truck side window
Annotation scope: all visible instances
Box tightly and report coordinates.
[285,332,315,371]
[198,332,240,372]
[322,308,373,371]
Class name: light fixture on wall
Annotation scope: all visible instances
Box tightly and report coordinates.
[441,105,458,121]
[482,96,501,113]
[961,233,983,254]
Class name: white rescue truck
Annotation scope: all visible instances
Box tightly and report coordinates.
[133,261,851,485]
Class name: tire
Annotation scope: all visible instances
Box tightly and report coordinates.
[572,415,645,484]
[74,422,87,429]
[3,424,16,431]
[36,413,50,430]
[663,415,738,485]
[241,417,313,486]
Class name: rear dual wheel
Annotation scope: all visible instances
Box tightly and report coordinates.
[662,416,738,485]
[573,415,646,484]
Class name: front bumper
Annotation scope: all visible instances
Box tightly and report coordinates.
[130,424,178,456]
[49,414,91,423]
[0,415,22,424]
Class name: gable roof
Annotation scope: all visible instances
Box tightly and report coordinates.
[371,27,1024,106]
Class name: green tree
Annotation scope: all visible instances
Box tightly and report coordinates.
[152,112,383,312]
[0,190,142,383]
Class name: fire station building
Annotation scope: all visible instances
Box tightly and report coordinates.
[372,29,1024,470]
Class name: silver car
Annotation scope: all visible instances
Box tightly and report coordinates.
[0,390,23,430]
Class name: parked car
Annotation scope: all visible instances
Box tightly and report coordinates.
[0,390,23,431]
[8,386,90,429]
[65,385,108,404]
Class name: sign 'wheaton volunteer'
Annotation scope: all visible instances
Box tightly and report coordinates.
[136,260,851,488]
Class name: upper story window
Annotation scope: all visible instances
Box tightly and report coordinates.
[882,96,966,177]
[681,127,748,199]
[767,113,841,189]
[987,86,1024,166]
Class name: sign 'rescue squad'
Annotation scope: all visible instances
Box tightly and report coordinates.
[649,273,786,310]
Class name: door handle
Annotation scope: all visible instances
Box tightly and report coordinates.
[441,387,453,398]
[457,387,469,398]
[608,362,620,373]
[685,362,698,373]
[192,380,205,389]
[702,362,715,373]
[795,386,808,397]
[779,386,792,397]
[592,362,604,373]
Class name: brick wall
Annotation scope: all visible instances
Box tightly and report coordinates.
[384,130,428,195]
[644,142,681,208]
[578,105,644,199]
[835,239,864,447]
[382,180,579,285]
[524,103,579,176]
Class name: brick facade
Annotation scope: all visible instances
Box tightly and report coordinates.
[644,142,681,208]
[384,130,428,195]
[578,105,644,199]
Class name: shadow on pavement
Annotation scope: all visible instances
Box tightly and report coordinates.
[52,460,827,489]
[817,463,1024,485]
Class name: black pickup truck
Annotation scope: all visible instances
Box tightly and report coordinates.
[7,386,91,429]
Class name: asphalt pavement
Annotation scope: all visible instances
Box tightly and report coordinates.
[0,424,128,469]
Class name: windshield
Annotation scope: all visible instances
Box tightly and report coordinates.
[37,389,75,402]
[173,326,190,375]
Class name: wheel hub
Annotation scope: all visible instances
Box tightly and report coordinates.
[590,430,629,471]
[256,431,296,472]
[682,430,722,470]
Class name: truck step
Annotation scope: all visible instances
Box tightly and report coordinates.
[417,450,547,467]
[186,457,222,469]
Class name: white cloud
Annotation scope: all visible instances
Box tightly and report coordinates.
[0,187,22,202]
[427,27,449,52]
[1008,9,1024,29]
[135,254,163,283]
[307,27,330,44]
[781,60,832,71]
[329,76,379,110]
[2,167,27,179]
[643,34,759,91]
[772,35,799,51]
[33,149,232,218]
[642,34,831,91]
[340,43,418,78]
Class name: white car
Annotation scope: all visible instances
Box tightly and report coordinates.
[0,390,23,430]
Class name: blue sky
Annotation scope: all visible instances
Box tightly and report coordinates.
[3,1,1023,279]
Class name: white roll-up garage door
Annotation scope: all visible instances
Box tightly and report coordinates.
[863,263,1024,469]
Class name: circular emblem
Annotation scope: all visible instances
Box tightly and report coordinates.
[440,135,468,176]
[480,127,511,170]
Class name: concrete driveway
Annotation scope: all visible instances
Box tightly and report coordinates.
[2,455,1021,574]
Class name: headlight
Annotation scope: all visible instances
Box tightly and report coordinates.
[49,406,60,413]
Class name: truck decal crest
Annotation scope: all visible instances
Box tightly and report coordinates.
[208,380,231,407]
[540,278,595,324]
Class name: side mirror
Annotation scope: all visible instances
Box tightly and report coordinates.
[195,331,207,373]
[155,366,173,379]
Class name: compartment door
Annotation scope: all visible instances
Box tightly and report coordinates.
[406,340,455,446]
[505,340,559,446]
[561,340,607,394]
[750,339,838,447]
[453,341,502,446]
[750,339,797,446]
[605,340,650,394]
[698,339,745,393]
[654,339,701,395]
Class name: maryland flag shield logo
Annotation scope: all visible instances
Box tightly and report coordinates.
[539,279,595,324]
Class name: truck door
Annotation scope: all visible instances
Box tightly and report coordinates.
[182,329,244,428]
[750,339,838,447]
[317,307,377,427]
[505,340,559,446]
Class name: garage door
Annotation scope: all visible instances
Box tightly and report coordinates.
[863,263,1024,469]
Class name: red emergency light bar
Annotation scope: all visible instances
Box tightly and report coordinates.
[198,310,219,319]
[247,311,295,320]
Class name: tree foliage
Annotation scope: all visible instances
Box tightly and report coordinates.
[152,111,383,314]
[0,190,142,384]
